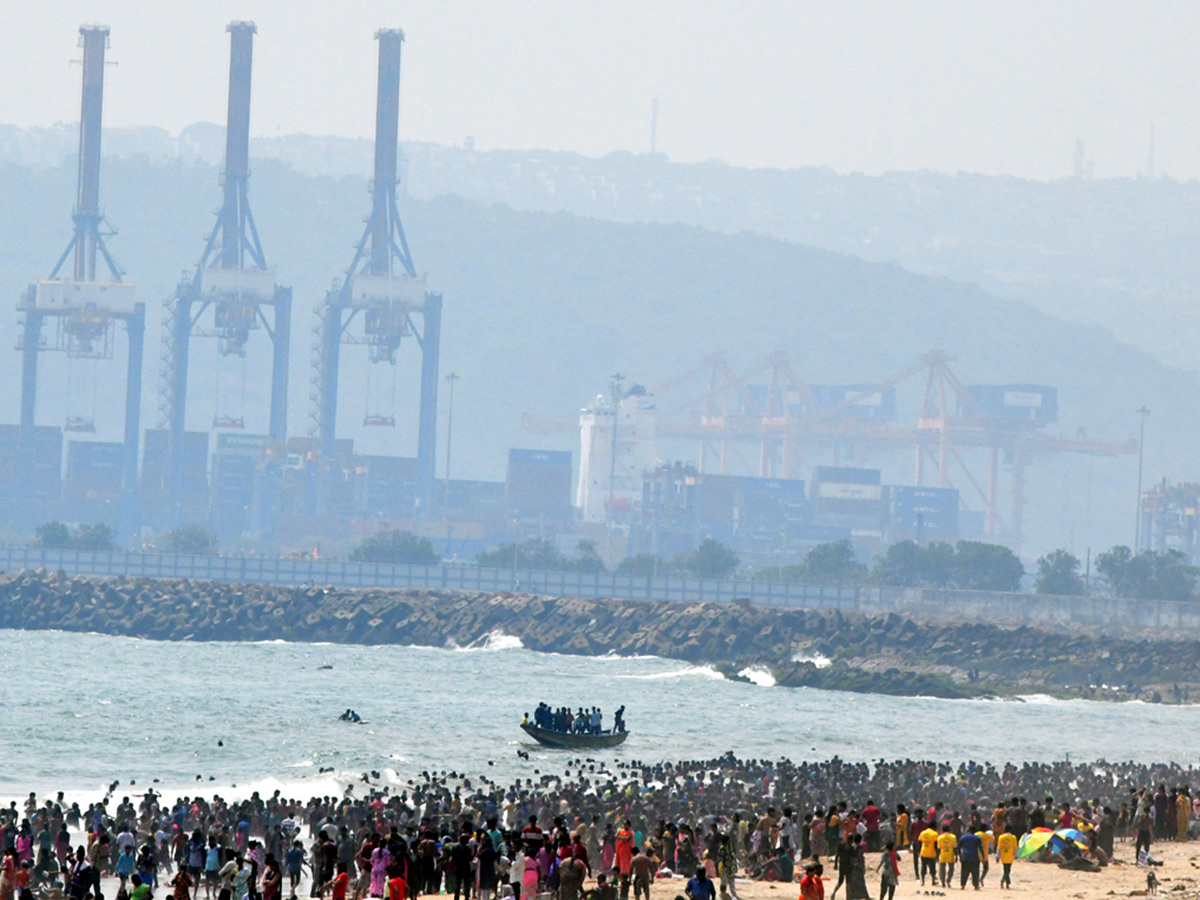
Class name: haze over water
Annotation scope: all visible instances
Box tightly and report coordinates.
[4,630,1198,803]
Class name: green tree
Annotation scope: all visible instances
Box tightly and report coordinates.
[1034,549,1086,595]
[798,539,866,584]
[952,540,1024,592]
[561,540,606,573]
[686,538,739,579]
[477,538,564,570]
[873,540,955,588]
[1096,546,1152,598]
[72,523,116,551]
[162,524,218,555]
[350,529,439,565]
[615,553,661,576]
[31,521,70,549]
[1147,549,1199,602]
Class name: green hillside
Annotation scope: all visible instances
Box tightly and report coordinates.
[0,155,1185,554]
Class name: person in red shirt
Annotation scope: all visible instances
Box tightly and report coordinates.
[571,835,592,877]
[319,862,351,900]
[861,802,882,852]
[16,861,31,900]
[798,862,824,900]
[615,821,634,900]
[387,868,406,900]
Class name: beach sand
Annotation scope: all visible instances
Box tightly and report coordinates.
[82,839,1200,900]
[697,840,1200,900]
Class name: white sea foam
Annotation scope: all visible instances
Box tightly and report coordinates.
[451,630,525,652]
[738,666,777,687]
[791,651,833,668]
[616,665,725,681]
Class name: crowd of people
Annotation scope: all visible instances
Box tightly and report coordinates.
[526,706,626,735]
[3,752,1198,900]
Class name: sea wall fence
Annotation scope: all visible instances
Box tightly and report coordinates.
[0,546,1196,634]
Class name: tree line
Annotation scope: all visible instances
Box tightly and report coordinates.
[32,519,1200,601]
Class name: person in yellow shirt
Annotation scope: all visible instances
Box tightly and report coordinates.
[895,805,909,852]
[917,826,939,887]
[996,829,1019,889]
[975,830,993,886]
[936,827,957,888]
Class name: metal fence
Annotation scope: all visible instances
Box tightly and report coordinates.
[0,546,857,607]
[0,546,1195,632]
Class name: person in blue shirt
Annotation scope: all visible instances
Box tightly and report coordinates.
[958,831,983,890]
[685,868,715,900]
[116,845,136,894]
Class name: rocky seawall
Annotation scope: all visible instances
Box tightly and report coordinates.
[0,570,1195,701]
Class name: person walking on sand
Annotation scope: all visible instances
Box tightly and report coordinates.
[369,840,390,899]
[615,821,634,900]
[875,840,899,900]
[996,827,1017,889]
[936,824,957,889]
[521,849,539,900]
[799,862,824,900]
[917,819,938,887]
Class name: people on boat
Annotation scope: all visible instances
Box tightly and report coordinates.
[530,702,622,734]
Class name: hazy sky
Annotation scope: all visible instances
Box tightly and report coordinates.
[3,1,1198,180]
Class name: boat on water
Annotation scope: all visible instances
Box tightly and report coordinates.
[520,722,629,749]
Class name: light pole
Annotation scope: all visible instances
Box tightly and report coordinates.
[444,372,459,511]
[1135,407,1149,553]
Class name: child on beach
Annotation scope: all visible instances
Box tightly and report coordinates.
[117,845,136,894]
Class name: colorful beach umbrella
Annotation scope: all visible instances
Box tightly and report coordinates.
[1017,830,1055,858]
[1017,829,1089,859]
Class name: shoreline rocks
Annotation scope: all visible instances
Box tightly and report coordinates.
[0,570,1195,702]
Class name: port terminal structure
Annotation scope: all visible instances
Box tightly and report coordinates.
[308,28,442,517]
[157,22,292,529]
[524,350,1138,551]
[17,25,146,543]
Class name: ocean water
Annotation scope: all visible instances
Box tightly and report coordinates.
[2,628,1198,804]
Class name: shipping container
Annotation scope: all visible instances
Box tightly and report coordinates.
[507,449,573,518]
[812,466,881,486]
[809,384,897,420]
[690,474,739,523]
[740,476,807,498]
[788,523,853,543]
[216,432,269,457]
[961,384,1058,422]
[816,482,884,501]
[359,454,417,518]
[509,448,572,467]
[441,479,506,517]
[66,440,124,503]
[814,497,887,517]
[143,429,208,490]
[889,485,959,515]
[210,453,255,538]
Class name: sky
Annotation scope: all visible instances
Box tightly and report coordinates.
[2,2,1198,181]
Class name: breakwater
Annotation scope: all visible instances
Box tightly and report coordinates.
[0,570,1194,701]
[8,546,1200,635]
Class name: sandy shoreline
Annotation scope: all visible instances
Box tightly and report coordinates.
[69,834,1197,900]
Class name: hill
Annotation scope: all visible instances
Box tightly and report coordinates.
[0,154,1188,554]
